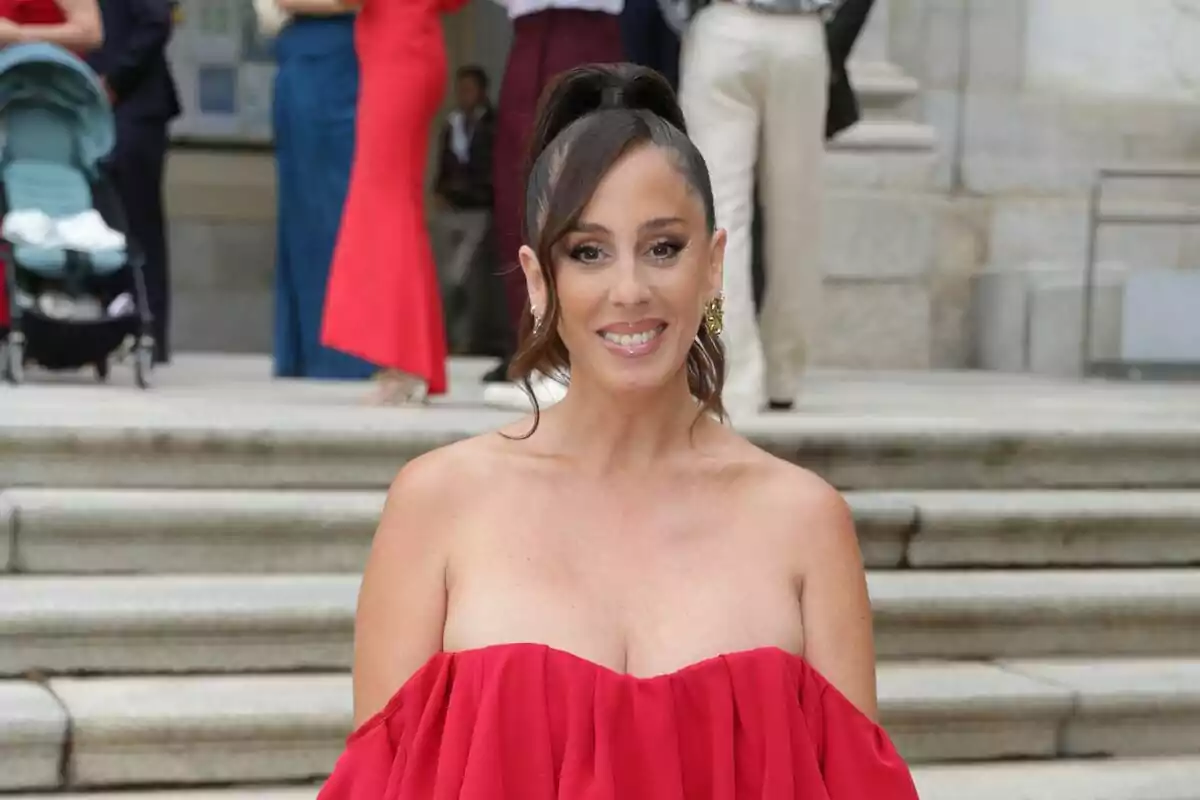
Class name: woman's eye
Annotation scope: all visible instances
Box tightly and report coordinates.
[649,240,683,260]
[569,244,604,263]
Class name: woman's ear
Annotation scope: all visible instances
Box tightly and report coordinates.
[518,245,547,316]
[708,228,727,300]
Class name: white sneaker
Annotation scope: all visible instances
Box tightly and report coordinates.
[482,372,567,411]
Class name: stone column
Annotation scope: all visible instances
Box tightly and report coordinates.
[852,0,891,63]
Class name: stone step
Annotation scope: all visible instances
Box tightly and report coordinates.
[881,658,1200,763]
[847,61,922,112]
[6,759,1200,800]
[0,680,67,791]
[10,374,1200,489]
[0,575,358,675]
[5,571,1200,676]
[886,489,1200,568]
[4,658,1199,788]
[871,569,1200,659]
[828,119,938,152]
[912,756,1200,800]
[1,488,383,574]
[7,488,1200,575]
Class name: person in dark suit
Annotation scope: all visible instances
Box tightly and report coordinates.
[620,0,680,89]
[87,0,179,364]
[432,64,499,355]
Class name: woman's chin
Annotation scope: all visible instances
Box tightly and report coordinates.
[590,358,689,396]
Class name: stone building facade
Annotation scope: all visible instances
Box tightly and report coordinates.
[164,0,1200,373]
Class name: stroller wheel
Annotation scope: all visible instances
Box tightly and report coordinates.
[134,345,152,389]
[95,359,110,383]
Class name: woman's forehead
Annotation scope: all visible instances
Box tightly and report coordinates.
[578,149,705,223]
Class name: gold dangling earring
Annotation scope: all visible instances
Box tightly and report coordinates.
[703,293,724,337]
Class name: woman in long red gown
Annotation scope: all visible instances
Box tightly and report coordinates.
[321,0,466,403]
[317,64,919,799]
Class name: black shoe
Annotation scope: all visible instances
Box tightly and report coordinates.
[483,358,510,383]
[767,399,794,412]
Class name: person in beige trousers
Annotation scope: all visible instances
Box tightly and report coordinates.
[679,0,834,415]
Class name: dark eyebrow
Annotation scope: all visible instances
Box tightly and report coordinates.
[570,221,610,235]
[569,217,687,235]
[640,216,687,231]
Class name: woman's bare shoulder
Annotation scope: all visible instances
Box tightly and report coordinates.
[386,430,515,510]
[723,438,854,542]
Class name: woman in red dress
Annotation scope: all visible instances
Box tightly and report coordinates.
[318,64,919,799]
[0,0,101,50]
[321,0,466,404]
[0,0,102,331]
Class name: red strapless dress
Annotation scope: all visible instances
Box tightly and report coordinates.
[0,0,65,24]
[319,643,919,799]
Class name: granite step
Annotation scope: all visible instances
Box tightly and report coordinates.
[847,61,922,112]
[0,575,358,675]
[4,658,1198,788]
[8,488,1200,575]
[870,569,1200,659]
[912,756,1200,800]
[0,680,67,791]
[5,571,1200,675]
[4,402,1200,490]
[1,488,383,574]
[6,759,1200,800]
[828,119,938,152]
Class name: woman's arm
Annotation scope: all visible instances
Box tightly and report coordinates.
[13,0,103,51]
[352,455,452,726]
[276,0,361,14]
[793,480,879,719]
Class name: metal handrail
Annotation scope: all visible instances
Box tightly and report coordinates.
[1080,166,1200,378]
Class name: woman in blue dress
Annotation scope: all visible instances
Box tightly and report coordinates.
[268,2,375,379]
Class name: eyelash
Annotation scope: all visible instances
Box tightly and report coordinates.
[568,239,686,264]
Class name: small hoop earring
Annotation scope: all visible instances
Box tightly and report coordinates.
[703,293,724,337]
[531,307,542,333]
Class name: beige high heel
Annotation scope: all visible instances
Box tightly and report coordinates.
[367,370,428,406]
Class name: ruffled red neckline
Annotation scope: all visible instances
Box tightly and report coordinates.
[351,642,815,742]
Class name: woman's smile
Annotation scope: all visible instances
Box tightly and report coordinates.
[597,320,669,357]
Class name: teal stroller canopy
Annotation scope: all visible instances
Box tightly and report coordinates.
[0,42,114,171]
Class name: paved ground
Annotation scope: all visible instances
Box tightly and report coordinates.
[3,352,1200,433]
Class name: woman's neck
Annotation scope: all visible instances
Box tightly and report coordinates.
[538,368,709,476]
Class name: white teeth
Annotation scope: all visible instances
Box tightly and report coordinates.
[601,326,662,348]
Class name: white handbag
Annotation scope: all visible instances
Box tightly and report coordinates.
[253,0,292,36]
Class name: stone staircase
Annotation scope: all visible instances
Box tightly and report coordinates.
[4,359,1200,799]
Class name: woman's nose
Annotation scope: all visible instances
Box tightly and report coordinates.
[610,258,652,307]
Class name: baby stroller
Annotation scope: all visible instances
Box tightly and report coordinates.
[0,42,154,388]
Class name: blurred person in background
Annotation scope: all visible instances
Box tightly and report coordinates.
[481,0,624,410]
[257,0,376,380]
[322,0,469,405]
[680,0,871,417]
[620,0,679,89]
[432,64,496,355]
[88,0,178,364]
[750,0,876,321]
